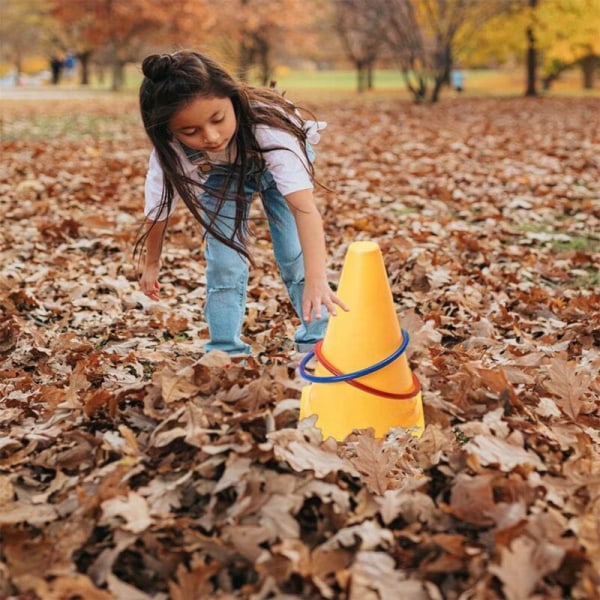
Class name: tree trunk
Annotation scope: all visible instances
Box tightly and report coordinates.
[78,51,92,86]
[237,0,252,81]
[542,72,559,90]
[525,26,537,95]
[402,69,427,103]
[580,54,596,89]
[97,65,106,85]
[525,0,538,97]
[111,60,125,91]
[441,44,452,87]
[257,38,271,86]
[430,76,445,103]
[356,60,366,93]
[238,39,253,82]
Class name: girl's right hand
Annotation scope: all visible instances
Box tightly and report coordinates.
[140,262,160,300]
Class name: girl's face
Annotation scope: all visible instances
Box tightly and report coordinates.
[169,95,236,153]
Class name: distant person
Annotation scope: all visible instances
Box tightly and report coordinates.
[50,53,63,85]
[451,68,465,93]
[137,51,347,355]
[64,52,76,82]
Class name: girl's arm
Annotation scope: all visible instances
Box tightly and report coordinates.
[285,189,348,322]
[140,219,168,301]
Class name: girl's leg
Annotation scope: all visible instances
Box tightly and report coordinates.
[260,173,328,351]
[200,189,251,354]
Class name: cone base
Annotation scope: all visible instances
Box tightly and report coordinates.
[299,384,425,441]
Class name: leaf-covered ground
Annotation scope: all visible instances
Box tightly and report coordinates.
[1,94,599,600]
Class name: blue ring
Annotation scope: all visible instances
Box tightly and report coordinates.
[299,329,410,383]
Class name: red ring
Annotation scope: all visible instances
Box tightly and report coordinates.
[313,341,421,400]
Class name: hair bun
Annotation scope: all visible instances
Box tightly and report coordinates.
[142,54,174,83]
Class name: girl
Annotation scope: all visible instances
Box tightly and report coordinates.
[137,50,346,355]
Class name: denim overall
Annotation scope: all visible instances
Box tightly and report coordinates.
[182,144,328,354]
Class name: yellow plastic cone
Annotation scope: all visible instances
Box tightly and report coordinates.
[299,241,424,440]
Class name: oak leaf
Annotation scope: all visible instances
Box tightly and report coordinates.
[489,536,564,600]
[543,357,594,419]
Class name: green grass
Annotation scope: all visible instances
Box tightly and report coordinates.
[9,63,594,101]
[115,66,413,98]
[552,236,599,252]
[572,267,600,287]
[272,68,407,90]
[516,222,598,252]
[120,65,524,95]
[514,225,599,288]
[0,112,142,141]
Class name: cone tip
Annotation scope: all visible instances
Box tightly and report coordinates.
[348,241,380,254]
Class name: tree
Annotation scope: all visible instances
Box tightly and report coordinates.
[458,0,542,95]
[466,0,600,93]
[377,0,507,102]
[50,0,214,90]
[538,0,600,89]
[333,0,383,92]
[214,0,320,84]
[48,0,96,85]
[0,0,53,85]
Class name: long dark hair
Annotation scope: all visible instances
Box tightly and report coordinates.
[136,50,315,262]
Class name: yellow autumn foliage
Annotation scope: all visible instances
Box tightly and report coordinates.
[461,0,600,70]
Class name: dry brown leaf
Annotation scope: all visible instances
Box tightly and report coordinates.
[29,574,114,600]
[169,556,222,600]
[448,473,496,526]
[350,551,430,600]
[269,429,360,478]
[543,357,594,419]
[465,434,546,471]
[350,435,395,495]
[101,491,152,533]
[1,96,599,599]
[489,536,565,600]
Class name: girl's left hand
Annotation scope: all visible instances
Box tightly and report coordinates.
[302,277,349,322]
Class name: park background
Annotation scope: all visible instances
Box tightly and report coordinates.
[1,1,599,600]
[1,0,600,98]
